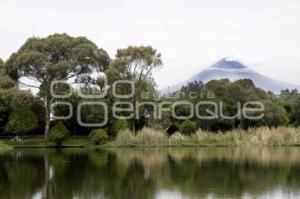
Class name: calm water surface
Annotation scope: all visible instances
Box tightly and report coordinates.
[1,147,300,199]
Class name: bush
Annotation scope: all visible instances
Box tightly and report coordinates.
[48,122,69,146]
[179,120,197,135]
[5,107,38,136]
[111,119,128,137]
[165,124,179,136]
[89,129,109,145]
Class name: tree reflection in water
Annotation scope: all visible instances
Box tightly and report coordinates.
[0,147,300,199]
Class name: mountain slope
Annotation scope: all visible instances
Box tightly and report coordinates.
[162,58,300,94]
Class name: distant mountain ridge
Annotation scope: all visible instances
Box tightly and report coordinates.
[161,58,300,94]
[210,58,247,69]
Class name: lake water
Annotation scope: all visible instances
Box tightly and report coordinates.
[1,147,300,199]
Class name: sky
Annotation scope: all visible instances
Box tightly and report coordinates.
[1,0,300,89]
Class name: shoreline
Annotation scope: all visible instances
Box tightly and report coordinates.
[1,126,300,149]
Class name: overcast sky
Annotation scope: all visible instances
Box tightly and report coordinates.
[1,0,300,89]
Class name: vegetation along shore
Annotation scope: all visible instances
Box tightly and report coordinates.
[1,34,300,148]
[1,127,300,148]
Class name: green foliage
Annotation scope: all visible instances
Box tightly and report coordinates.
[109,127,300,147]
[0,58,5,77]
[107,46,161,88]
[0,75,15,90]
[259,100,289,127]
[48,122,69,146]
[79,102,107,125]
[291,98,300,126]
[0,99,8,132]
[106,46,162,132]
[149,122,164,131]
[0,58,38,134]
[0,58,15,89]
[6,34,110,81]
[1,89,35,108]
[179,120,197,135]
[170,79,272,131]
[0,90,41,135]
[89,129,109,145]
[111,119,128,137]
[2,34,300,138]
[5,107,38,135]
[5,33,110,138]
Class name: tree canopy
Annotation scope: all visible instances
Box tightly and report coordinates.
[1,34,300,139]
[106,46,162,133]
[5,33,110,138]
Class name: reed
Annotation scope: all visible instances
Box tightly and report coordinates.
[108,126,300,147]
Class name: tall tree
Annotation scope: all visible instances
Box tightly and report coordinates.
[106,46,162,133]
[5,34,110,139]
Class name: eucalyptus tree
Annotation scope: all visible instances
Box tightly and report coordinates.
[5,34,110,138]
[106,46,162,133]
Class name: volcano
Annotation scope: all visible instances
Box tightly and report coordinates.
[161,58,300,94]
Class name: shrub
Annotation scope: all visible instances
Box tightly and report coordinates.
[179,120,197,135]
[89,129,109,145]
[48,122,69,146]
[165,124,179,136]
[111,119,128,137]
[5,107,38,137]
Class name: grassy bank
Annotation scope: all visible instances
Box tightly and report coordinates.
[107,127,300,147]
[0,137,92,148]
[0,141,13,151]
[1,127,300,148]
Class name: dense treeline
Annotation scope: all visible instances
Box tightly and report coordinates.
[160,80,298,132]
[0,33,300,139]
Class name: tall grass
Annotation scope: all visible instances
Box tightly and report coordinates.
[0,141,12,152]
[112,128,167,147]
[107,127,300,147]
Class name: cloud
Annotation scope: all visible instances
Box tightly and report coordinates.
[1,0,300,88]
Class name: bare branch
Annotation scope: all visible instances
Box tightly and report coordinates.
[26,76,42,83]
[18,80,40,89]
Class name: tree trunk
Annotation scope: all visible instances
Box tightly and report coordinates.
[132,95,136,135]
[43,154,55,199]
[44,117,50,140]
[43,154,49,199]
[44,96,50,140]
